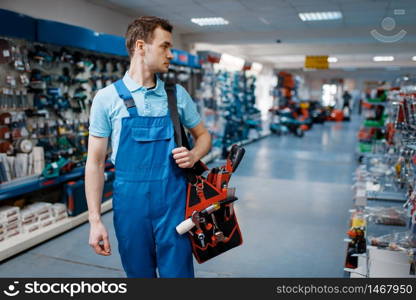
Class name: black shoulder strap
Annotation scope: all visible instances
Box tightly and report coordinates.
[165,82,207,178]
[165,83,184,148]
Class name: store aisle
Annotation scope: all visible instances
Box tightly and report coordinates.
[197,119,361,277]
[0,119,361,278]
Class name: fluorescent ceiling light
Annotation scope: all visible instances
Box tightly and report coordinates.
[373,56,394,62]
[298,11,342,22]
[328,57,338,63]
[191,17,229,26]
[218,53,245,71]
[412,56,416,61]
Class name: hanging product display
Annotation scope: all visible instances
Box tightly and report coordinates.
[197,50,263,157]
[0,36,128,184]
[346,76,416,278]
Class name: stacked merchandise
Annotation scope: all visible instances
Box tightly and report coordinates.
[345,77,416,277]
[0,202,68,243]
[0,206,22,241]
[51,203,68,222]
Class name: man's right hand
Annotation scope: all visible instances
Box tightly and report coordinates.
[89,220,112,256]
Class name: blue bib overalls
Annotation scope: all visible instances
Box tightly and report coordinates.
[112,79,194,278]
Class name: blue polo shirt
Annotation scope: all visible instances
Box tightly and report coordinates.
[88,72,201,164]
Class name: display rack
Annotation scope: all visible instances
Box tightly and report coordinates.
[345,77,416,278]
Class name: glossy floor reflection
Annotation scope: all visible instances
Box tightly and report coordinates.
[0,118,360,277]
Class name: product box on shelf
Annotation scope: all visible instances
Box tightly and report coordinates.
[51,203,68,221]
[23,222,40,233]
[5,221,22,239]
[0,206,21,224]
[40,217,54,228]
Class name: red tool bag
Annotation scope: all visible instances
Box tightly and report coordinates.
[166,83,245,263]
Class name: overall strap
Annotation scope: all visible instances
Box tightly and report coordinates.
[113,79,138,117]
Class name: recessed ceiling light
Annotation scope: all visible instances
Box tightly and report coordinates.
[373,56,395,62]
[412,56,416,61]
[328,57,338,63]
[298,11,342,22]
[191,17,229,26]
[259,17,270,25]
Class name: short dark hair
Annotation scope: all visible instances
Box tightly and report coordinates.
[125,16,173,58]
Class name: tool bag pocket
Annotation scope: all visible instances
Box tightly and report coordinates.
[185,178,243,264]
[190,204,243,264]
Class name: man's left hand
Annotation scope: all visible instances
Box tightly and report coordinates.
[172,147,197,168]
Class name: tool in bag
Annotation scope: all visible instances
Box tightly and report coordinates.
[166,82,245,263]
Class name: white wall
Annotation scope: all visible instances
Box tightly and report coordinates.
[0,0,185,49]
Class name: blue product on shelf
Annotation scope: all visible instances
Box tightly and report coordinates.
[64,170,114,217]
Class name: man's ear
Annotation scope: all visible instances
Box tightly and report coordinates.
[134,40,145,56]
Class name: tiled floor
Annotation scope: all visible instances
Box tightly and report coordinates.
[0,117,361,277]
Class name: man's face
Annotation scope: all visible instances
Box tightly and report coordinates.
[143,27,173,73]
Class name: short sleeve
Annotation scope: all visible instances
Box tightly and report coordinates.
[176,84,201,129]
[88,89,112,137]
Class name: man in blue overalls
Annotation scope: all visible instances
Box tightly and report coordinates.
[85,16,211,278]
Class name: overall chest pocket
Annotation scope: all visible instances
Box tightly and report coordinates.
[131,125,172,142]
[130,124,173,167]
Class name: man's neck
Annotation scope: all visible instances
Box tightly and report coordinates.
[128,59,156,88]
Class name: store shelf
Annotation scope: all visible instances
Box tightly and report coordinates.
[0,162,114,201]
[201,148,221,164]
[366,191,407,202]
[363,100,387,107]
[230,132,270,149]
[0,199,112,262]
[0,167,83,201]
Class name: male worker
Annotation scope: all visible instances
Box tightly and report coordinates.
[85,16,211,278]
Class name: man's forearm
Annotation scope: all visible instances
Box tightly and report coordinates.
[85,161,105,223]
[190,132,212,161]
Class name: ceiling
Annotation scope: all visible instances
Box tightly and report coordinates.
[88,0,416,69]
